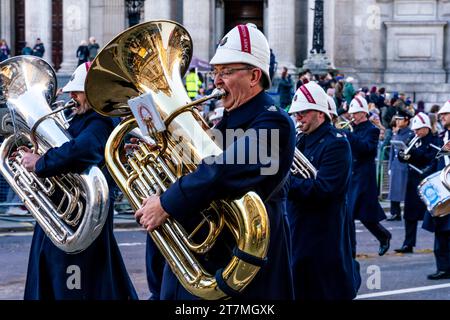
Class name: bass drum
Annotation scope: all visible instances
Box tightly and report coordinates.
[418,170,450,217]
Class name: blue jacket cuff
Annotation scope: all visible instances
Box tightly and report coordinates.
[160,180,190,221]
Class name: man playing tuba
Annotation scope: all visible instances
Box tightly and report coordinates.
[17,62,137,300]
[135,23,296,300]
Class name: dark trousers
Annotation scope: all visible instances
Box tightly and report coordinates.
[403,219,418,247]
[390,201,401,217]
[434,231,450,272]
[361,220,391,243]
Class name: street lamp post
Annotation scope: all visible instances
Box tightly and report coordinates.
[302,0,332,75]
[125,0,145,27]
[311,0,325,55]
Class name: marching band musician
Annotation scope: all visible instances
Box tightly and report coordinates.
[346,96,392,256]
[422,102,450,279]
[286,81,360,300]
[17,62,138,300]
[397,112,439,254]
[136,23,296,300]
[387,109,415,221]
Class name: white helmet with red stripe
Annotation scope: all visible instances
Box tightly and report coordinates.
[438,100,450,114]
[348,96,369,114]
[62,62,91,92]
[327,95,338,117]
[210,23,271,89]
[411,112,431,130]
[288,82,331,120]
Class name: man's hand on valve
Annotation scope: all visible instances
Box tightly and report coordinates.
[135,195,170,232]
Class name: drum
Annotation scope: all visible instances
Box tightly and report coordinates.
[418,170,450,217]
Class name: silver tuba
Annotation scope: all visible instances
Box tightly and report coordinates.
[0,56,109,253]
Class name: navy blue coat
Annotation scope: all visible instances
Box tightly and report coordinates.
[423,130,450,232]
[388,127,414,202]
[24,110,137,300]
[157,91,296,300]
[399,132,438,221]
[286,122,360,300]
[346,120,386,222]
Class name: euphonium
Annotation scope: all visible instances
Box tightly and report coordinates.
[335,116,354,132]
[85,20,269,299]
[291,147,317,179]
[0,56,109,253]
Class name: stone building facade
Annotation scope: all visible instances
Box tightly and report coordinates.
[0,0,449,106]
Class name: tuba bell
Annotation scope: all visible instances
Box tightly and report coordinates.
[85,20,269,299]
[0,56,109,253]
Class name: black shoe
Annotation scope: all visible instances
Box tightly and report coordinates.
[394,245,413,253]
[387,214,401,221]
[378,235,391,256]
[427,271,450,280]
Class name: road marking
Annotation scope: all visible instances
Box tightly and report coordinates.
[356,282,450,299]
[118,242,145,247]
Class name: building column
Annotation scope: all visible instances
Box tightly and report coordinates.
[103,0,125,43]
[25,0,52,63]
[0,0,13,52]
[58,0,89,74]
[183,0,212,61]
[267,0,296,70]
[144,0,172,20]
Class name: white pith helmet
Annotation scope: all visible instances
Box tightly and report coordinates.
[348,96,369,114]
[210,23,271,89]
[411,112,431,130]
[62,62,91,92]
[289,82,331,120]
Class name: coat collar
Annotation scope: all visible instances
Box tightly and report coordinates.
[353,119,371,131]
[223,91,274,129]
[304,121,332,148]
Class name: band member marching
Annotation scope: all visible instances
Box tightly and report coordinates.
[422,101,450,279]
[18,62,138,300]
[397,112,439,254]
[346,96,392,256]
[286,81,360,300]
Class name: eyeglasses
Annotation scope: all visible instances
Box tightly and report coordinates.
[212,66,253,79]
[294,110,312,117]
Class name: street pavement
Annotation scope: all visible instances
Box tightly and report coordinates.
[0,201,449,300]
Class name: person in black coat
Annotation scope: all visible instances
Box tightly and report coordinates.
[346,96,392,256]
[17,62,137,300]
[277,66,293,110]
[136,23,296,300]
[286,81,361,300]
[422,103,450,279]
[397,112,439,254]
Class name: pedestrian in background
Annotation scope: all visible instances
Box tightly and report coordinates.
[277,66,293,111]
[88,36,100,61]
[0,39,10,62]
[387,109,414,221]
[32,38,45,58]
[21,42,33,55]
[76,40,89,66]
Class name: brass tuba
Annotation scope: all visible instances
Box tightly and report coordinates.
[85,20,269,299]
[0,56,109,253]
